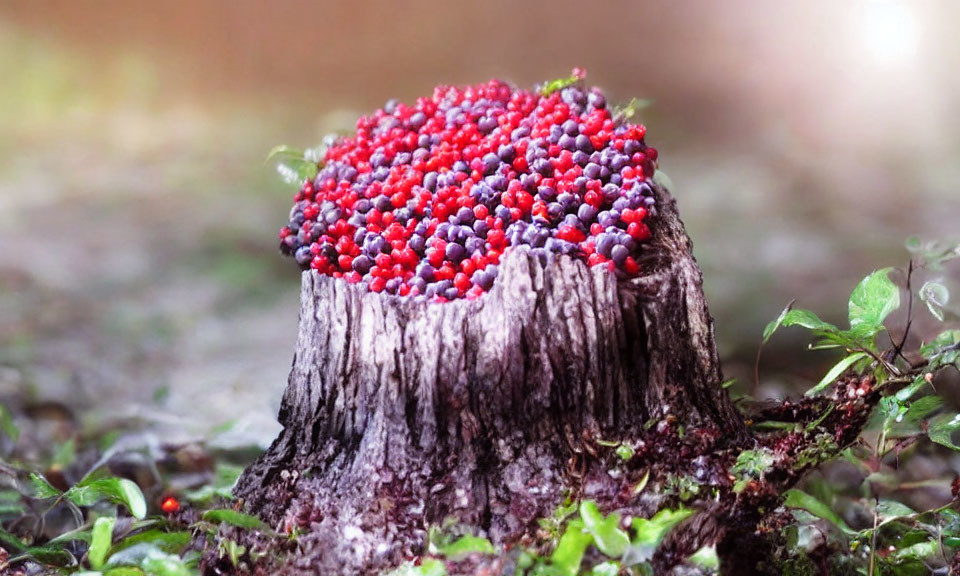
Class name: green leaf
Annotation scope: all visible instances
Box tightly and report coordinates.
[806,352,870,397]
[589,561,621,576]
[779,309,838,333]
[928,413,960,451]
[266,145,319,185]
[0,527,26,553]
[922,329,960,353]
[612,98,653,123]
[114,531,191,555]
[540,74,581,96]
[783,489,855,535]
[30,472,62,499]
[688,546,719,570]
[848,268,900,334]
[90,516,116,569]
[183,463,243,503]
[219,539,246,567]
[806,405,835,432]
[113,479,147,520]
[615,444,635,461]
[66,478,147,519]
[104,568,145,576]
[106,544,165,568]
[905,236,923,253]
[763,301,796,343]
[903,395,944,424]
[632,508,694,547]
[896,375,933,402]
[0,404,19,443]
[14,545,77,567]
[51,438,76,470]
[906,237,960,270]
[892,540,941,562]
[201,509,268,531]
[433,534,494,561]
[139,551,194,576]
[385,559,447,576]
[921,330,960,370]
[48,525,93,546]
[919,281,949,322]
[551,519,594,576]
[580,501,630,558]
[731,448,776,479]
[877,499,916,523]
[265,145,303,163]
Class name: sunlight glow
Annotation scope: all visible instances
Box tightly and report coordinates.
[859,1,920,67]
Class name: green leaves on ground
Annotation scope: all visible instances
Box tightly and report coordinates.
[137,550,196,576]
[30,472,62,499]
[579,501,629,558]
[201,509,269,531]
[69,478,148,520]
[31,473,147,519]
[385,558,447,576]
[89,516,116,569]
[429,532,495,561]
[631,507,694,548]
[513,501,693,575]
[550,519,595,576]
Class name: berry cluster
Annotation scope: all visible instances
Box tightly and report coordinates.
[279,70,658,301]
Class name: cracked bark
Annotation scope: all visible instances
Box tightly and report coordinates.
[235,180,746,574]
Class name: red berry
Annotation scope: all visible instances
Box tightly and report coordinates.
[557,225,586,244]
[627,222,650,241]
[161,496,180,514]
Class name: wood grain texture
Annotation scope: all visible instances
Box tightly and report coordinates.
[235,179,745,573]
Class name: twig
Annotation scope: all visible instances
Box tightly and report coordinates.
[754,299,795,390]
[893,259,916,365]
[859,346,901,378]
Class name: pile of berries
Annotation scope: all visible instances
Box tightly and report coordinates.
[279,70,658,301]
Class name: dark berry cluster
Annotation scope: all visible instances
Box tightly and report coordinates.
[279,70,658,301]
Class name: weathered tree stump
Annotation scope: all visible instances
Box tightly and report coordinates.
[236,180,746,573]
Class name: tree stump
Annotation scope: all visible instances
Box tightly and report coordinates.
[235,179,746,574]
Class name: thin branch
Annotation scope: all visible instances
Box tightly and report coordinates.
[858,346,901,378]
[893,259,916,364]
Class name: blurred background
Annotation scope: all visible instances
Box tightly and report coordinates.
[1,0,958,453]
